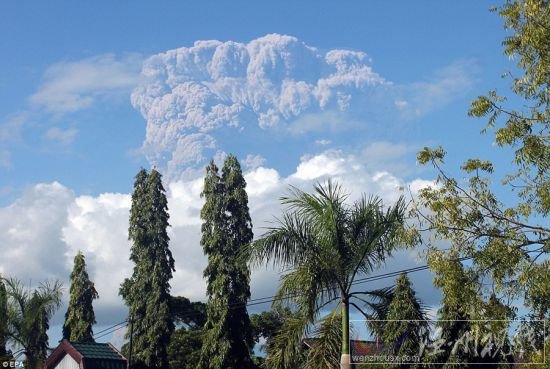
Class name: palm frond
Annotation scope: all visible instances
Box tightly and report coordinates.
[273,265,340,322]
[249,212,317,268]
[304,311,342,369]
[3,277,63,357]
[281,181,348,227]
[265,313,309,369]
[346,196,407,289]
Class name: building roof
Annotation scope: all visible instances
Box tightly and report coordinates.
[44,340,127,369]
[71,342,125,361]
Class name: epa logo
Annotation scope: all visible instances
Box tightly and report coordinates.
[2,361,24,368]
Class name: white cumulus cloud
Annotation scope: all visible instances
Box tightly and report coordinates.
[0,182,75,280]
[0,150,437,326]
[62,193,132,309]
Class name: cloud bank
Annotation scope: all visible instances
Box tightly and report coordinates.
[0,150,434,326]
[131,34,475,179]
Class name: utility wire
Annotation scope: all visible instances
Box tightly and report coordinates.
[93,256,462,340]
[93,320,128,337]
[94,323,128,340]
[93,251,534,341]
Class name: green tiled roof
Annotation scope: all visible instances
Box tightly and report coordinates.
[45,340,127,369]
[82,358,126,369]
[71,342,123,360]
[68,342,126,369]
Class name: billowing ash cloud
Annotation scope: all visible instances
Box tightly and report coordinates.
[131,34,475,179]
[131,34,389,177]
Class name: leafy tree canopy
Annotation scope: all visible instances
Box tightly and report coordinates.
[120,168,175,369]
[63,251,99,342]
[380,273,429,368]
[170,296,207,330]
[414,0,549,320]
[168,328,203,369]
[198,156,255,369]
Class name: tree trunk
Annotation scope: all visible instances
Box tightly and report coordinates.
[25,354,39,369]
[341,297,352,369]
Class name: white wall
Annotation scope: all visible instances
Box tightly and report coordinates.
[54,354,80,369]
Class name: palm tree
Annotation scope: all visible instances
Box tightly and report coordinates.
[249,181,408,369]
[0,276,10,361]
[3,276,63,369]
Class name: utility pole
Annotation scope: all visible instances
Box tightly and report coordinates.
[128,316,134,369]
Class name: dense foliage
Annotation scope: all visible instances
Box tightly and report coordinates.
[380,274,428,368]
[0,277,9,360]
[2,277,62,369]
[414,0,549,322]
[63,251,99,342]
[169,329,203,369]
[170,296,207,330]
[198,155,255,369]
[251,307,294,354]
[428,257,518,368]
[429,257,479,368]
[167,296,208,369]
[120,168,175,369]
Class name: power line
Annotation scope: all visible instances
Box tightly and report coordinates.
[93,261,434,340]
[351,255,473,286]
[94,320,128,337]
[93,262,435,340]
[93,251,533,341]
[94,322,128,340]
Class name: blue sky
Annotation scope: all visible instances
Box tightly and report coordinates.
[0,1,513,198]
[0,1,522,346]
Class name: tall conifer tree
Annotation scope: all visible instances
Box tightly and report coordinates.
[63,251,98,342]
[381,274,428,368]
[120,168,175,369]
[198,155,254,369]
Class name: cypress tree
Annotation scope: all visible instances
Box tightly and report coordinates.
[120,169,148,367]
[120,168,175,369]
[63,251,98,342]
[221,155,254,364]
[381,273,428,368]
[198,155,254,369]
[431,257,479,369]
